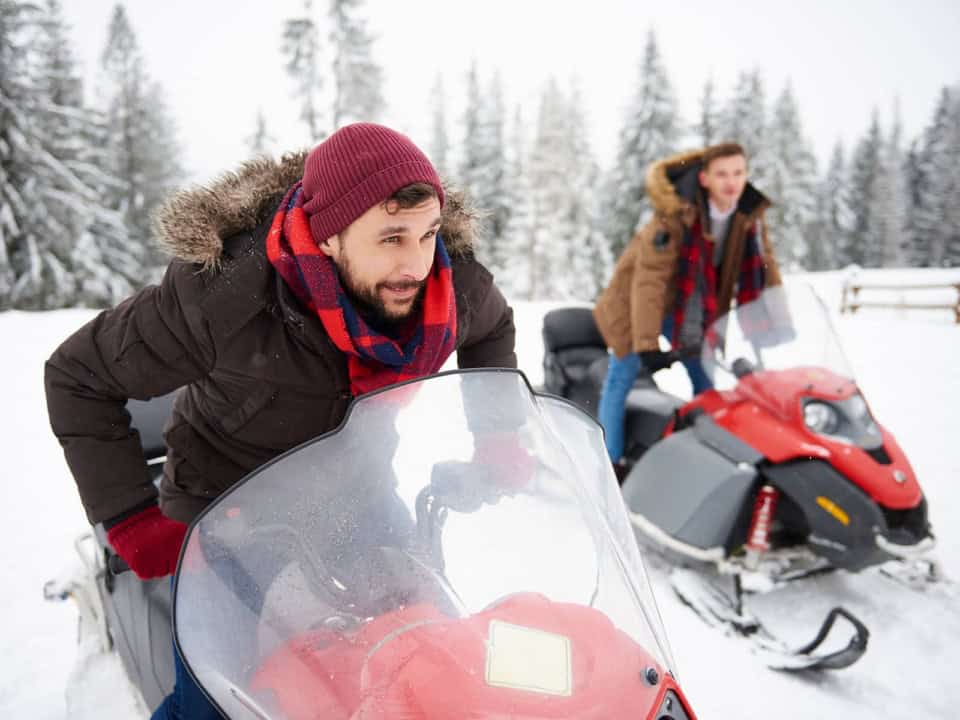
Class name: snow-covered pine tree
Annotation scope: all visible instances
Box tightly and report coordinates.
[564,81,610,301]
[693,76,719,148]
[912,87,960,267]
[941,89,960,266]
[809,142,853,270]
[477,71,510,280]
[902,139,929,267]
[70,111,139,307]
[526,78,607,300]
[3,0,81,308]
[98,4,182,275]
[34,0,136,307]
[528,77,569,299]
[428,73,450,179]
[847,111,884,267]
[719,70,771,190]
[246,109,276,158]
[872,101,908,267]
[910,89,951,266]
[500,105,534,299]
[282,0,325,141]
[458,63,510,280]
[0,0,41,307]
[139,82,182,229]
[0,0,134,308]
[329,0,384,126]
[601,29,679,259]
[764,83,818,270]
[459,61,484,194]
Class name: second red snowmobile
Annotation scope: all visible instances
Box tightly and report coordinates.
[542,284,939,670]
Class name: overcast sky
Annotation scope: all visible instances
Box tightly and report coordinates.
[62,0,960,185]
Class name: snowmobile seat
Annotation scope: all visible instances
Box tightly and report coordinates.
[542,306,606,354]
[622,379,685,459]
[127,392,177,462]
[127,392,178,483]
[542,307,609,415]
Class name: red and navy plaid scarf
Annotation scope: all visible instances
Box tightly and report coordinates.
[266,182,457,396]
[671,215,765,347]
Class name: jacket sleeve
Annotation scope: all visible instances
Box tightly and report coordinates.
[456,267,517,371]
[759,214,783,288]
[44,260,216,525]
[630,218,679,353]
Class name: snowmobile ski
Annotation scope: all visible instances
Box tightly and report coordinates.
[669,568,869,671]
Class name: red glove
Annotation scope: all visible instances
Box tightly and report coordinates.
[472,432,538,494]
[106,505,188,579]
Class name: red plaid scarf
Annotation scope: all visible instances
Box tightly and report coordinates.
[266,183,457,396]
[670,216,765,347]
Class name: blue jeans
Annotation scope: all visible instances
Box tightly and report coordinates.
[597,318,712,463]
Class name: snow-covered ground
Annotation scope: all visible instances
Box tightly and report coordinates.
[1,269,958,718]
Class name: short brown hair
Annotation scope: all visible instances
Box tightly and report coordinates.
[384,183,439,214]
[702,142,747,170]
[339,183,440,241]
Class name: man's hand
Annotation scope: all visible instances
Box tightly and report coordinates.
[106,505,187,579]
[472,432,538,494]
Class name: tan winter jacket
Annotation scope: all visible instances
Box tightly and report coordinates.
[594,148,783,358]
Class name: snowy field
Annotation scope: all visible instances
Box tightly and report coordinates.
[1,268,958,718]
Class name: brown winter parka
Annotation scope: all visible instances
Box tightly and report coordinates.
[593,148,783,358]
[44,153,517,525]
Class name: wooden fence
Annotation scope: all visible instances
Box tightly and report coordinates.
[840,281,960,324]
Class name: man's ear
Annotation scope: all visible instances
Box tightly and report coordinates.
[698,170,708,188]
[318,234,339,259]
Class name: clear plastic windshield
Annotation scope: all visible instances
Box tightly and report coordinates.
[173,370,676,719]
[702,283,855,390]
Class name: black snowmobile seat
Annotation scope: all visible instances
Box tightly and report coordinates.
[625,385,684,419]
[622,380,685,459]
[127,392,178,462]
[542,307,605,353]
[542,307,609,406]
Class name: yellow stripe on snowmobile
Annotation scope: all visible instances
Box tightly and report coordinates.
[816,496,850,526]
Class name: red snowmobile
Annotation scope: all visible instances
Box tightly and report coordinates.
[542,284,939,670]
[50,370,697,718]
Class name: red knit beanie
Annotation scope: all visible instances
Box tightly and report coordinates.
[301,123,444,242]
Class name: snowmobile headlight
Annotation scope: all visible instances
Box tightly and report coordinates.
[844,393,880,436]
[803,401,840,435]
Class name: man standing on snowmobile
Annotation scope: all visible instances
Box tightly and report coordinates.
[44,123,517,719]
[593,142,783,467]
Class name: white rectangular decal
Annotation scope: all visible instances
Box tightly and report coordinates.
[485,620,573,697]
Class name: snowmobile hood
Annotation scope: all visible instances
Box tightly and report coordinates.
[151,152,478,270]
[734,367,857,420]
[645,146,770,220]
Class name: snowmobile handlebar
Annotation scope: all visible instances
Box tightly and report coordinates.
[106,552,130,575]
[642,347,702,373]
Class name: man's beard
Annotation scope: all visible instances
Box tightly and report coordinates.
[335,256,426,337]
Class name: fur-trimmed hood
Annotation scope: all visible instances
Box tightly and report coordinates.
[644,147,769,219]
[152,151,477,269]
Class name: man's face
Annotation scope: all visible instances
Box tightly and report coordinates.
[320,196,441,329]
[698,154,748,208]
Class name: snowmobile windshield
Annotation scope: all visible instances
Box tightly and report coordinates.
[173,370,679,720]
[702,283,855,389]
